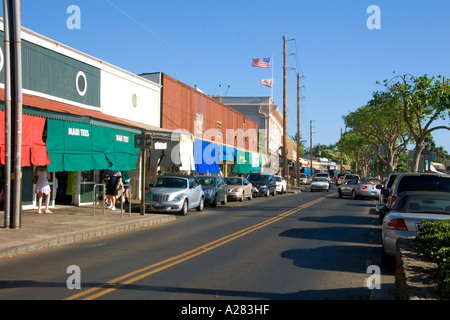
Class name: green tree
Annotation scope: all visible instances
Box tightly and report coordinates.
[387,74,450,172]
[345,91,409,174]
[337,130,375,176]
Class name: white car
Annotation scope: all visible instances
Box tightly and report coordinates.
[274,175,287,194]
[299,173,307,185]
[315,172,331,184]
[310,177,329,192]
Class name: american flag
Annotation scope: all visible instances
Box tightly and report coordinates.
[252,57,270,68]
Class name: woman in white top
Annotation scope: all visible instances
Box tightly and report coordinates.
[34,165,52,214]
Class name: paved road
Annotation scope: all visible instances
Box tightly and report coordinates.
[0,188,394,302]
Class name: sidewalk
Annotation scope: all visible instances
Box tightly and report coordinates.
[0,201,176,260]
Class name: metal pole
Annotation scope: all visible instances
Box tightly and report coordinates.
[282,35,288,182]
[296,73,300,187]
[11,0,22,228]
[310,120,313,177]
[3,0,12,228]
[140,148,146,215]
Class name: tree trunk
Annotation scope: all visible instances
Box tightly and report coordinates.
[410,140,425,173]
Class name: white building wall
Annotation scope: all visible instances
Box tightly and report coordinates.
[100,68,161,127]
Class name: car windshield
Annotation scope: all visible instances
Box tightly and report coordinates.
[248,174,269,181]
[274,176,282,182]
[153,177,187,188]
[393,195,450,214]
[197,177,217,187]
[224,178,241,185]
[313,178,327,182]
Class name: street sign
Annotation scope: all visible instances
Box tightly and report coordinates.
[134,135,152,148]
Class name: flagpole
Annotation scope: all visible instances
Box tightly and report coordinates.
[271,55,273,102]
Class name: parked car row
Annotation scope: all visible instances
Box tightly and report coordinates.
[144,172,287,215]
[334,171,450,263]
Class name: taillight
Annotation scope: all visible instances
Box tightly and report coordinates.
[389,196,396,205]
[387,218,407,231]
[361,186,367,190]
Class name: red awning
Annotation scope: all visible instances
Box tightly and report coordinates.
[0,110,51,167]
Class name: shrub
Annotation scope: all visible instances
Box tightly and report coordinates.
[417,219,450,297]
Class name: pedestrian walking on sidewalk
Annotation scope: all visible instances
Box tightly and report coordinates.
[34,165,52,214]
[106,170,122,211]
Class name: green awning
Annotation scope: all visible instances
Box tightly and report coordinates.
[233,150,252,174]
[233,150,261,174]
[46,119,139,172]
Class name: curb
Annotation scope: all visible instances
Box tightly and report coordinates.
[0,215,176,260]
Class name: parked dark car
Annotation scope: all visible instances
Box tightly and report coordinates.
[376,172,399,222]
[197,175,228,207]
[247,172,277,197]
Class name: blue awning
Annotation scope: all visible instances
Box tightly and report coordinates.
[193,140,220,174]
[218,145,235,162]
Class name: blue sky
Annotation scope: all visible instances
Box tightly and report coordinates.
[4,0,450,152]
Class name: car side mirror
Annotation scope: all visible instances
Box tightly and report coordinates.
[377,204,389,213]
[376,184,383,190]
[381,188,389,196]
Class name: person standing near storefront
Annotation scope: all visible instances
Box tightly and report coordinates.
[106,170,122,210]
[34,165,52,214]
[121,170,131,204]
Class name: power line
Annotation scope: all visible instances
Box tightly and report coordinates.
[104,0,226,82]
[216,0,271,55]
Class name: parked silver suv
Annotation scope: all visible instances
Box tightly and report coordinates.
[145,175,205,215]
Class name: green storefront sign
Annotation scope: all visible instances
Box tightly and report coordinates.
[46,119,139,172]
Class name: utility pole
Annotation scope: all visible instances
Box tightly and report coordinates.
[3,0,23,228]
[296,73,300,187]
[340,128,343,172]
[310,120,313,177]
[282,35,288,184]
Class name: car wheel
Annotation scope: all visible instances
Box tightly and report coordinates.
[180,200,188,215]
[239,192,244,202]
[221,195,227,205]
[211,195,218,208]
[196,197,204,211]
[248,191,252,200]
[338,189,342,198]
[352,190,358,200]
[265,189,269,197]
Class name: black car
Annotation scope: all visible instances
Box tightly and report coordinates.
[247,173,277,197]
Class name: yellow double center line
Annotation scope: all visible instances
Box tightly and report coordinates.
[66,193,334,300]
